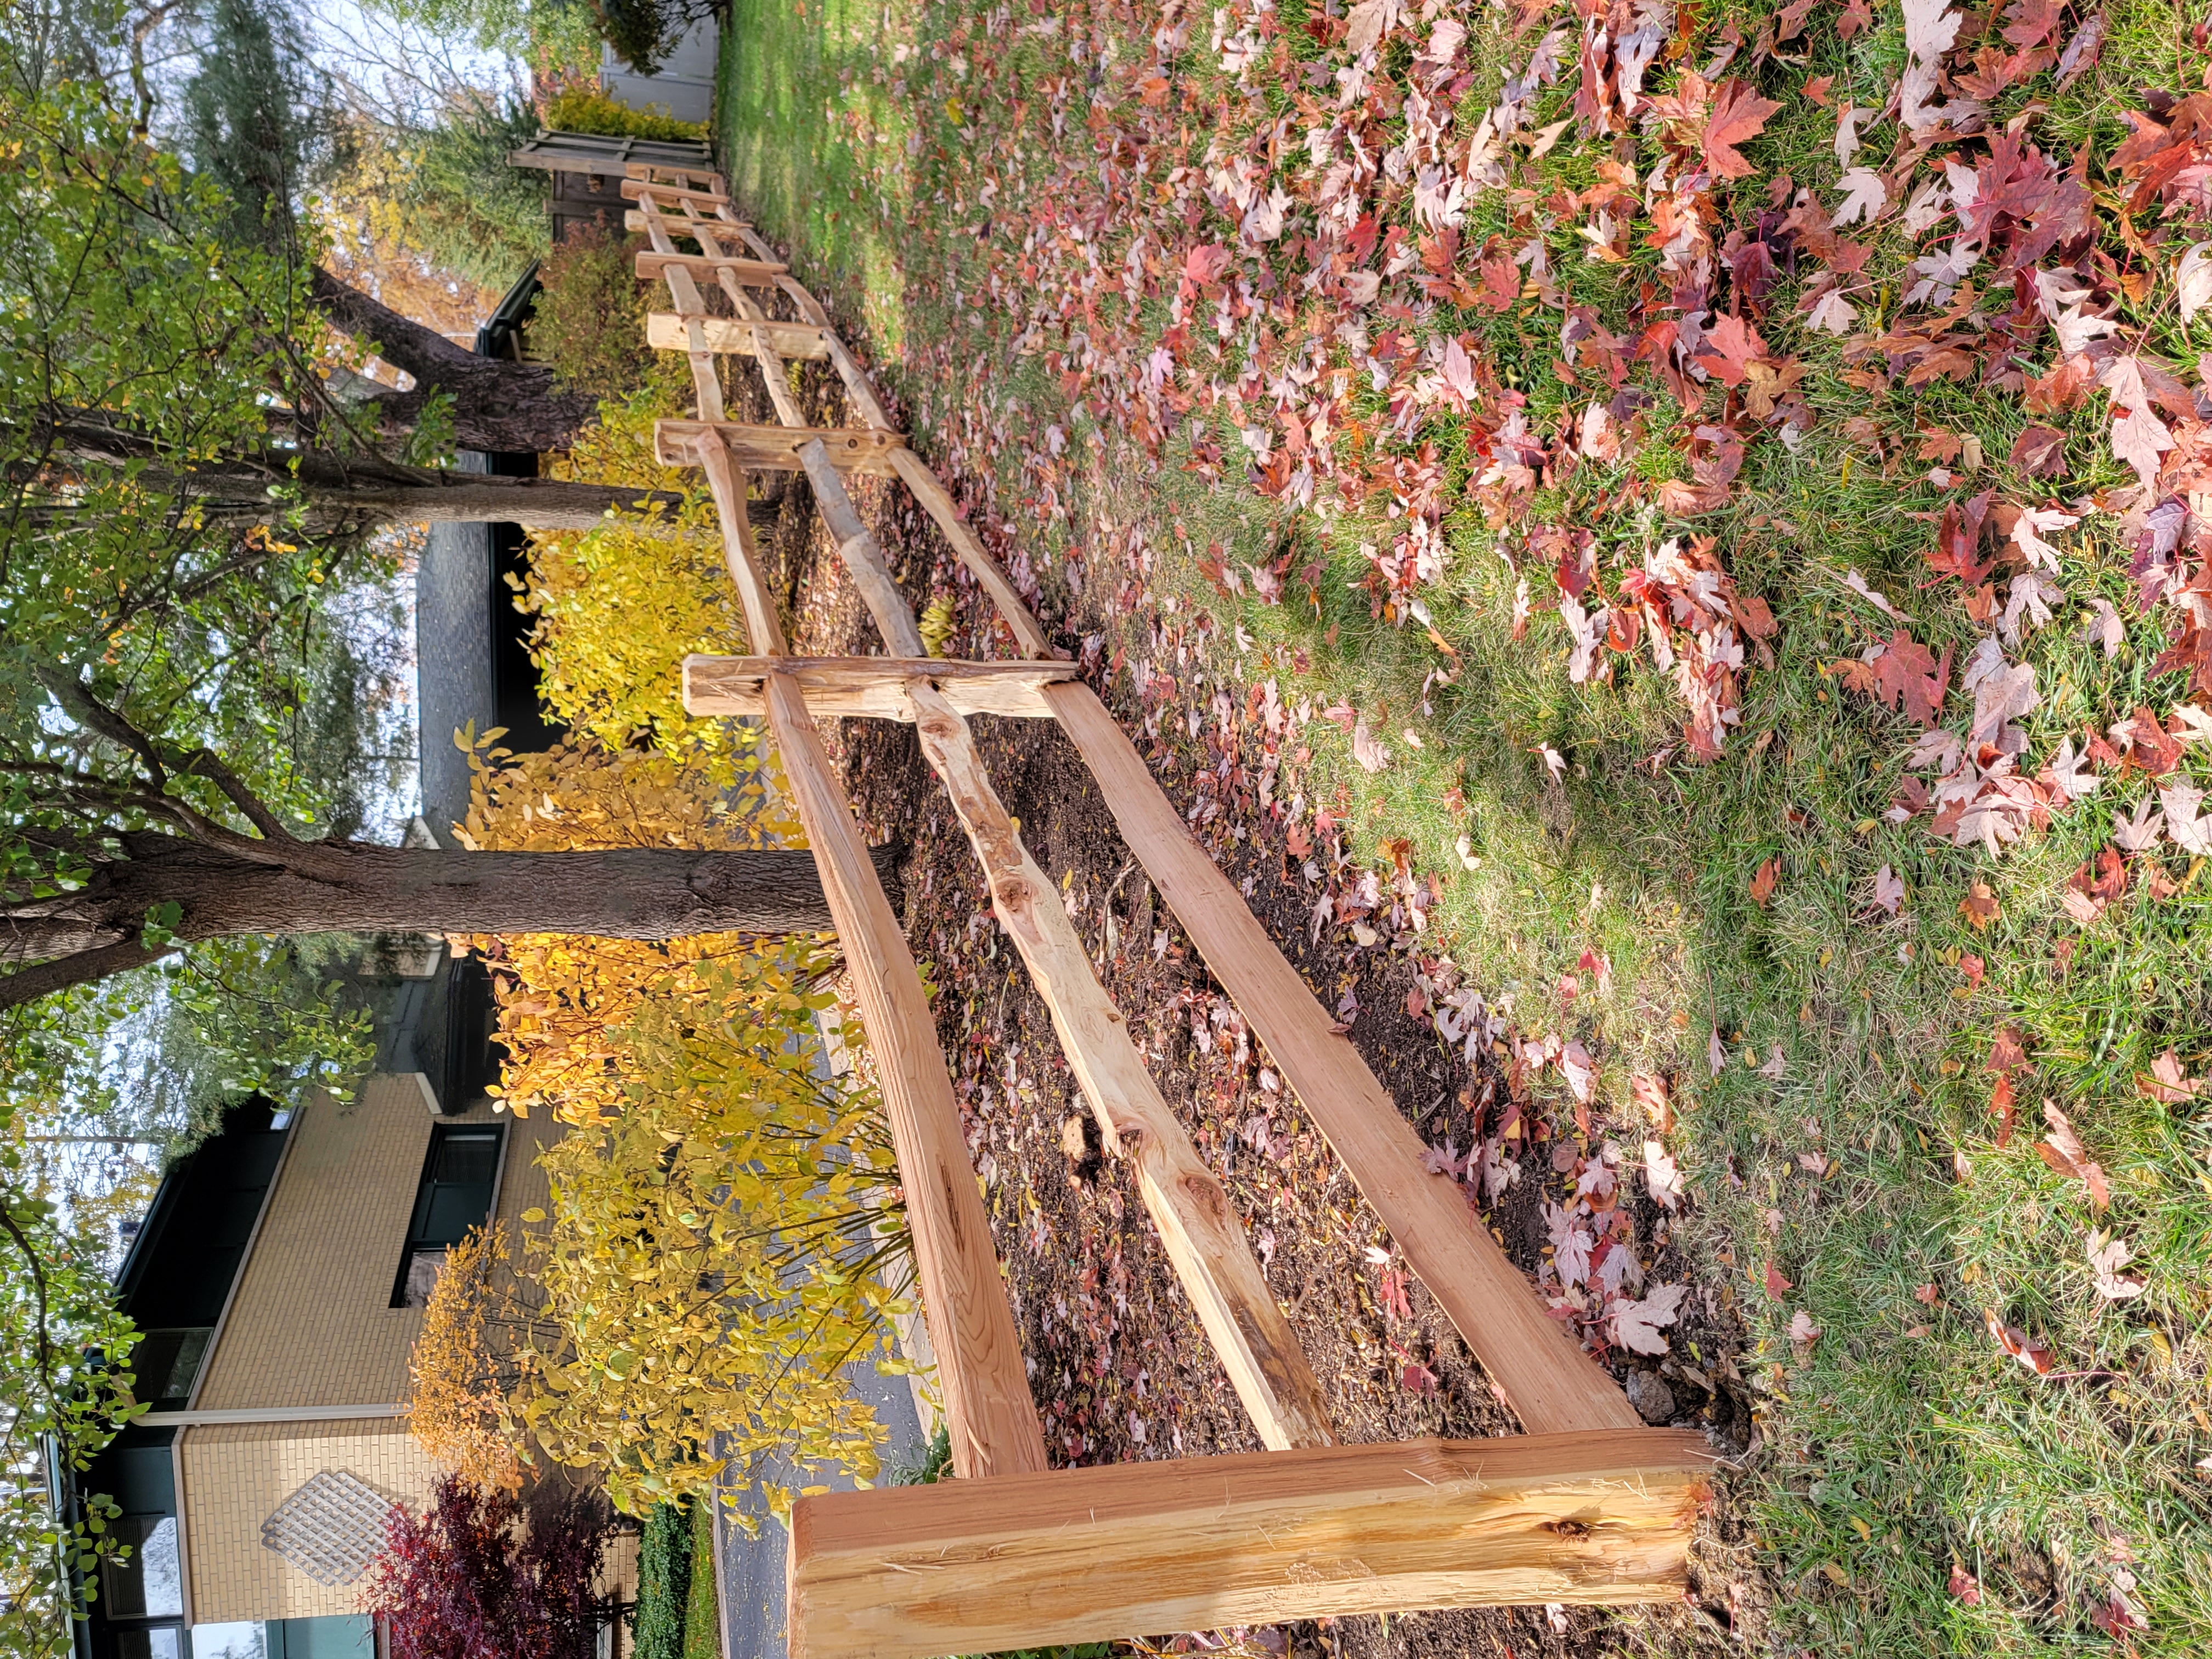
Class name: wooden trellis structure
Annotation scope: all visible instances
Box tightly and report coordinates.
[620,162,1713,1659]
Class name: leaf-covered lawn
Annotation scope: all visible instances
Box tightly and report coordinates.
[719,0,2212,1649]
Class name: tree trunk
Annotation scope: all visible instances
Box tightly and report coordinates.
[309,268,600,454]
[38,421,723,538]
[0,839,902,1011]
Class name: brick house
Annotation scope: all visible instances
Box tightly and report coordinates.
[65,1077,581,1659]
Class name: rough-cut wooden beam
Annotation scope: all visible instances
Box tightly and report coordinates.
[763,671,1047,1482]
[788,1429,1713,1659]
[684,655,1076,721]
[692,435,787,657]
[883,449,1057,659]
[635,250,788,285]
[794,439,928,659]
[619,178,739,209]
[646,315,830,359]
[1043,682,1645,1437]
[635,207,726,422]
[654,420,904,475]
[906,680,1334,1451]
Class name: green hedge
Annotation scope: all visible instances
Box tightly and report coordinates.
[682,1503,718,1659]
[630,1502,691,1659]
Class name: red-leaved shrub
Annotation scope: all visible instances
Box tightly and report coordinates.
[364,1474,612,1659]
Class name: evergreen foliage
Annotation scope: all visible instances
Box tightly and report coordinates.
[628,1502,690,1659]
[398,94,549,292]
[176,0,331,251]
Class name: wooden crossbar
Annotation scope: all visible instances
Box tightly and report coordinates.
[788,1430,1714,1659]
[646,315,830,359]
[684,654,1076,720]
[653,420,904,475]
[635,250,788,284]
[620,178,738,208]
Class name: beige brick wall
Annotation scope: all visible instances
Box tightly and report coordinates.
[195,1078,561,1412]
[182,1419,441,1623]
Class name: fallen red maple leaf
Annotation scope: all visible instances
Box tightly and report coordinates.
[1703,79,1782,180]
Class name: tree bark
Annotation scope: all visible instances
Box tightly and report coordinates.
[309,267,600,454]
[0,838,902,1011]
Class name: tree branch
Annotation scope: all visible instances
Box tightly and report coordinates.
[0,938,172,1013]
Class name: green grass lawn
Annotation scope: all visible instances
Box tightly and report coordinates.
[719,0,2212,1649]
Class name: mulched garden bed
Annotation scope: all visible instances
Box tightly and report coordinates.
[749,363,1763,1658]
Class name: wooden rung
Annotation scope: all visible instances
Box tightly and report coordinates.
[625,162,721,188]
[905,681,1333,1451]
[619,178,737,208]
[763,672,1048,1482]
[684,654,1077,721]
[646,314,828,359]
[787,1429,1713,1659]
[1044,682,1645,1437]
[635,250,787,285]
[624,208,754,240]
[653,420,904,475]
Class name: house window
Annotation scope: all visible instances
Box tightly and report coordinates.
[389,1125,504,1308]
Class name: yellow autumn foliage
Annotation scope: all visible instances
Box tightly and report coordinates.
[426,733,910,1521]
[406,1224,532,1495]
[518,373,770,773]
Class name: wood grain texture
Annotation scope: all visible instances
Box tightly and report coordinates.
[794,441,929,658]
[788,1429,1712,1659]
[634,250,787,285]
[684,654,1075,720]
[1042,682,1644,1437]
[645,315,829,359]
[818,332,899,432]
[883,448,1058,660]
[653,420,904,475]
[762,672,1046,1481]
[641,238,726,422]
[905,680,1333,1451]
[619,179,740,208]
[691,435,787,656]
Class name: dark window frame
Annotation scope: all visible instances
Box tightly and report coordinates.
[389,1122,506,1308]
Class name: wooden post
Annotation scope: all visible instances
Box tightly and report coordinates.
[646,315,830,360]
[1043,682,1644,1436]
[684,655,1076,721]
[634,250,788,285]
[907,681,1333,1452]
[763,671,1047,1482]
[787,1429,1713,1659]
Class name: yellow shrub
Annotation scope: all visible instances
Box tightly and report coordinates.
[520,374,768,772]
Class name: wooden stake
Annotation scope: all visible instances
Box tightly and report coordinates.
[907,680,1333,1451]
[787,1429,1712,1659]
[763,671,1046,1482]
[1043,682,1644,1436]
[653,420,904,475]
[684,655,1076,721]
